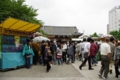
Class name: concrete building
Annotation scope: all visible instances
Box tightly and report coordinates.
[107,24,109,34]
[108,6,120,33]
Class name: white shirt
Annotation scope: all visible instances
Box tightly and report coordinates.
[67,43,70,49]
[84,42,91,53]
[81,42,85,53]
[100,42,111,55]
[79,43,83,52]
[62,44,67,50]
[76,43,80,51]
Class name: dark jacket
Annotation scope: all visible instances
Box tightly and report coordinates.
[67,45,74,55]
[41,44,46,56]
[50,43,57,54]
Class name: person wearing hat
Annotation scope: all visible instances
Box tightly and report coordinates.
[23,39,34,69]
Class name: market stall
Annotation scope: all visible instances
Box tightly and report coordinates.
[0,17,41,70]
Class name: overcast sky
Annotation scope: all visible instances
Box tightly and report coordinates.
[25,0,120,35]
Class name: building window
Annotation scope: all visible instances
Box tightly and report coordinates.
[119,20,120,22]
[119,24,120,26]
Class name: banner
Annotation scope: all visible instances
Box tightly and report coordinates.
[15,36,20,47]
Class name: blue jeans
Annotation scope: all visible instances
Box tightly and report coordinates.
[58,58,62,65]
[91,56,98,64]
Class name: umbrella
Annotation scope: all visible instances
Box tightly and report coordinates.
[33,36,50,42]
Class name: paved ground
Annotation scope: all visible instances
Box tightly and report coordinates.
[0,63,90,80]
[0,60,119,80]
[72,60,119,80]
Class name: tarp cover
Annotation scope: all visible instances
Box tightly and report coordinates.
[0,17,41,32]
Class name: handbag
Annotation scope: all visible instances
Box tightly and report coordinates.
[57,55,62,58]
[48,50,52,56]
[25,54,31,58]
[57,51,62,56]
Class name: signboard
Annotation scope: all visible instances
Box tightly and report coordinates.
[0,28,33,37]
[2,35,27,52]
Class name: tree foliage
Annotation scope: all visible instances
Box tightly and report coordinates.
[90,32,99,37]
[0,0,44,25]
[37,29,48,37]
[110,30,120,39]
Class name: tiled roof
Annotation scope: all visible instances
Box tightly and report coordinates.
[41,26,81,36]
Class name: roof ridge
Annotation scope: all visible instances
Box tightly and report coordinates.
[43,25,76,28]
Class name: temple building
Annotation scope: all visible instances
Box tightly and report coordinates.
[41,26,83,42]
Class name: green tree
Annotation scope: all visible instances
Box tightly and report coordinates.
[110,30,120,39]
[90,32,99,37]
[0,0,44,25]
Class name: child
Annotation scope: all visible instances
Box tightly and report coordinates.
[57,45,63,65]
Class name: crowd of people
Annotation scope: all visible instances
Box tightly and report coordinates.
[22,39,76,72]
[22,37,120,79]
[77,37,120,79]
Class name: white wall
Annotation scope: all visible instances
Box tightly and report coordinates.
[109,6,120,33]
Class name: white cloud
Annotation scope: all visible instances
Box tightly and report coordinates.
[25,0,120,35]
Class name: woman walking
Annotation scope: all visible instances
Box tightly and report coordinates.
[44,41,52,72]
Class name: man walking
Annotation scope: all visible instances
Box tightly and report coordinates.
[79,38,93,70]
[108,37,115,74]
[50,40,57,65]
[98,38,111,79]
[80,38,86,62]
